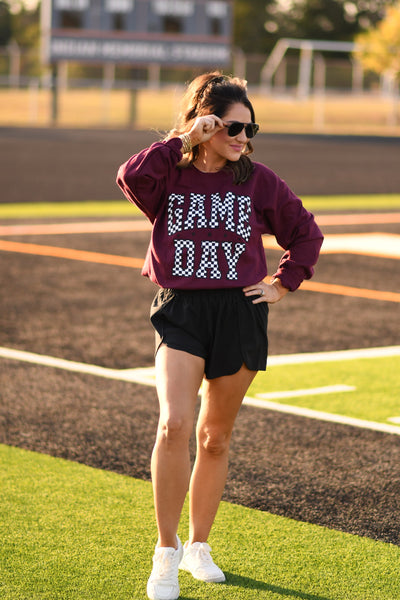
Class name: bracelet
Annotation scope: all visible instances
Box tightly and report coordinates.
[179,133,192,154]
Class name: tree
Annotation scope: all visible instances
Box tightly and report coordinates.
[355,3,400,125]
[0,0,41,76]
[264,0,397,45]
[0,0,12,46]
[355,3,400,81]
[234,0,278,54]
[11,2,40,50]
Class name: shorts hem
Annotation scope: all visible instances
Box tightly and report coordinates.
[156,340,207,362]
[150,287,268,380]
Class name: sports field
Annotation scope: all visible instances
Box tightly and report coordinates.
[1,88,400,136]
[1,128,400,599]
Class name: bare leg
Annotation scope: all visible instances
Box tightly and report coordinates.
[188,364,257,543]
[152,346,205,548]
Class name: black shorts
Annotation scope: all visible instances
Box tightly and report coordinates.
[150,287,269,379]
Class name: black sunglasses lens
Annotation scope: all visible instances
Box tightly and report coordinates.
[227,122,259,138]
[227,122,243,137]
[245,123,259,138]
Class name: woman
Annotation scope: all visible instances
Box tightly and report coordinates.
[117,72,323,600]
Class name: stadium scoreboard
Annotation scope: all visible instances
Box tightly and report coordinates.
[41,0,233,66]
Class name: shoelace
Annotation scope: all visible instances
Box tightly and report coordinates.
[193,543,213,564]
[153,549,177,578]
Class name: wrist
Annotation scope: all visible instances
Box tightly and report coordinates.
[179,133,192,154]
[270,277,289,298]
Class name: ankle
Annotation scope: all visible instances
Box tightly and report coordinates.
[157,535,179,550]
[188,538,208,545]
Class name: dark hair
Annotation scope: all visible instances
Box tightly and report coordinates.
[167,72,256,184]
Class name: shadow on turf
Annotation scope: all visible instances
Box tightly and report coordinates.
[222,572,332,600]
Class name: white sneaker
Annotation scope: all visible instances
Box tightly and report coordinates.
[179,541,225,583]
[147,536,183,600]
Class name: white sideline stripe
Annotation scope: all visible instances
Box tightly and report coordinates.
[2,345,400,436]
[256,384,355,400]
[268,345,400,365]
[0,347,158,386]
[242,396,400,436]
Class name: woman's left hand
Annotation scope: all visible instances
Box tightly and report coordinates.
[243,279,289,304]
[188,114,225,146]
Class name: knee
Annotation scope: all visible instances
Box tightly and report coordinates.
[157,416,191,446]
[198,427,230,457]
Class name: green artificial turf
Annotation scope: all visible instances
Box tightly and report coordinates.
[248,356,400,425]
[0,201,138,219]
[1,194,400,219]
[302,194,400,211]
[1,444,400,599]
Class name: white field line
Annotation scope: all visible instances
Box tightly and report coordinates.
[256,384,355,399]
[268,345,400,365]
[0,220,152,236]
[263,232,400,259]
[0,347,157,385]
[2,345,400,436]
[2,221,400,260]
[242,396,400,436]
[1,213,400,236]
[0,213,399,236]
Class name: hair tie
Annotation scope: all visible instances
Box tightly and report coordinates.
[198,75,225,99]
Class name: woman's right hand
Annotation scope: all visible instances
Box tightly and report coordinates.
[187,115,225,146]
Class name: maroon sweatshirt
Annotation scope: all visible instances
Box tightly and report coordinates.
[117,137,323,291]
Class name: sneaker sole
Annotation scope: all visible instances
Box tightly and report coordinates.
[179,564,225,583]
[146,584,180,600]
[147,538,183,600]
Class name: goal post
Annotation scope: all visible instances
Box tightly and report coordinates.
[260,38,356,98]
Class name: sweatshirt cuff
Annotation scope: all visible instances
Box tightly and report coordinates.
[272,270,306,292]
[164,136,184,156]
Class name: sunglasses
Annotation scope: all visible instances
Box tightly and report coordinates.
[224,121,259,139]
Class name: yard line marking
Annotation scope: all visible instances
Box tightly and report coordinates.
[0,346,128,380]
[2,345,400,437]
[256,385,356,400]
[241,396,400,436]
[267,345,400,364]
[1,344,399,371]
[1,239,399,302]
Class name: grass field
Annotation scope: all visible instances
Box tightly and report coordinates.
[2,444,400,600]
[0,88,399,136]
[249,355,400,425]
